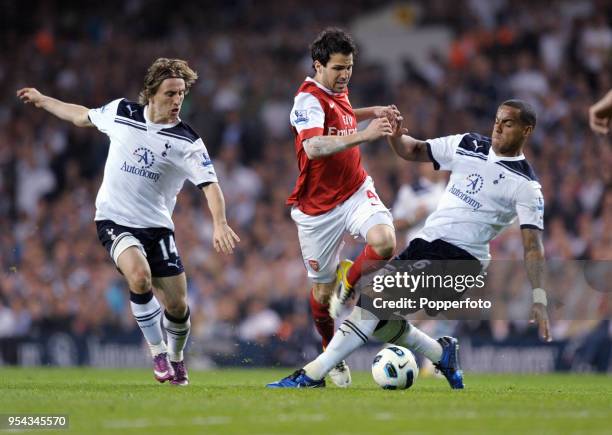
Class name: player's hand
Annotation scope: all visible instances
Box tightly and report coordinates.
[374,105,402,129]
[389,114,407,139]
[364,117,394,141]
[212,222,240,255]
[16,88,46,107]
[588,102,611,135]
[529,303,552,342]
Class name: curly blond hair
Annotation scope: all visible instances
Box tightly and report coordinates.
[138,58,198,105]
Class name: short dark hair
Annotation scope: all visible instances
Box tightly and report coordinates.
[500,99,537,127]
[310,27,357,67]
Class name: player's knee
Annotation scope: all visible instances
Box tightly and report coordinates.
[126,267,152,293]
[369,228,396,259]
[165,299,188,318]
[373,243,395,259]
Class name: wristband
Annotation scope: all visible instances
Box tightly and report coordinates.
[532,288,547,306]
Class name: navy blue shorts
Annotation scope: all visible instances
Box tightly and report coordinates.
[395,238,479,263]
[96,220,184,277]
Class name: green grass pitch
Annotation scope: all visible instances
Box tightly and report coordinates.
[1,368,611,434]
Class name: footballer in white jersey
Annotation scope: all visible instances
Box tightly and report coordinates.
[416,130,544,261]
[18,58,240,387]
[387,99,550,340]
[89,97,218,230]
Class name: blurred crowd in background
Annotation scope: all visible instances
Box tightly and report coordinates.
[0,0,610,366]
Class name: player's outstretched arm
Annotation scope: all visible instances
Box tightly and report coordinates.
[386,118,430,162]
[588,89,612,135]
[521,228,552,342]
[354,105,400,123]
[16,87,93,127]
[201,182,240,255]
[303,116,393,159]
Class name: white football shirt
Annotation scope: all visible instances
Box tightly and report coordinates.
[88,98,218,230]
[416,132,544,261]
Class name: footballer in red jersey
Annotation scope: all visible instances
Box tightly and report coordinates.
[287,28,400,387]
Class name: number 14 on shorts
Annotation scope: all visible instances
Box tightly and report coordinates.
[158,235,178,260]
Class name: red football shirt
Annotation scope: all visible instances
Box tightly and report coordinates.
[287,78,367,215]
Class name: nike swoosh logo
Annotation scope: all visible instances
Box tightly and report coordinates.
[154,369,169,377]
[329,103,335,109]
[398,362,408,369]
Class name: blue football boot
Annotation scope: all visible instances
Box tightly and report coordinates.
[266,369,326,388]
[434,336,464,389]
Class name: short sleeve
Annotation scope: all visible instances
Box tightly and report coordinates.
[516,181,544,230]
[184,139,219,188]
[290,92,325,141]
[425,134,465,171]
[88,98,123,134]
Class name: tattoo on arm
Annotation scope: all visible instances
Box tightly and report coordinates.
[522,228,545,289]
[303,135,359,159]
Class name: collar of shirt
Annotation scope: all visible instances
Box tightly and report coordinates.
[488,148,525,162]
[305,77,347,97]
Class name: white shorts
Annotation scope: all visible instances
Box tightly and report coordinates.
[291,176,394,283]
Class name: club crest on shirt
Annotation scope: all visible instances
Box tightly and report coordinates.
[294,109,309,125]
[162,142,171,157]
[308,259,320,272]
[493,173,506,185]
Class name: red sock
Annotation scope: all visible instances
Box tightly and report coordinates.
[346,245,392,287]
[309,288,334,349]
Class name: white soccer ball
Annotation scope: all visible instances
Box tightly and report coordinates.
[371,345,419,390]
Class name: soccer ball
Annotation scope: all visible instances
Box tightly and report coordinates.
[371,345,419,390]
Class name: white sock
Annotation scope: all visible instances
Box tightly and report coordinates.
[129,291,165,357]
[401,323,443,363]
[304,306,379,380]
[163,308,191,362]
[148,341,167,357]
